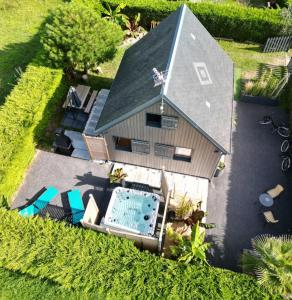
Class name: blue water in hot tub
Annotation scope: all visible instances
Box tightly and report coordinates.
[106,189,160,235]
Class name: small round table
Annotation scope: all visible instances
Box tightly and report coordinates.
[259,193,274,207]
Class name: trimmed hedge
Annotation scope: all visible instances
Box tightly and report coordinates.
[0,209,279,299]
[0,268,81,300]
[102,0,290,43]
[0,55,67,202]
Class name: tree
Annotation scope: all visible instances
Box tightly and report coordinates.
[241,235,292,299]
[169,222,211,265]
[41,3,123,74]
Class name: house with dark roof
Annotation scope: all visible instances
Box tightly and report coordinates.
[83,4,233,180]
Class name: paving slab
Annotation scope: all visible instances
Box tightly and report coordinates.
[12,151,113,219]
[206,101,292,271]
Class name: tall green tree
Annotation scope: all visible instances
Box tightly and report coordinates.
[241,235,292,299]
[41,3,123,74]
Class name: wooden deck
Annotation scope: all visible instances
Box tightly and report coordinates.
[112,163,209,210]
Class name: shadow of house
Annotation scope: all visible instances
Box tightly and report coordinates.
[207,101,292,271]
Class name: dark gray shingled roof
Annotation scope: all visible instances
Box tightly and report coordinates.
[91,4,233,153]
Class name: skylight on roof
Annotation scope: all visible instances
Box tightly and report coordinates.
[193,62,213,85]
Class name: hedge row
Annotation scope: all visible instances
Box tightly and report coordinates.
[0,268,81,300]
[102,0,290,44]
[0,209,278,299]
[0,55,67,202]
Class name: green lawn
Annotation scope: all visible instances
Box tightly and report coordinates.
[87,45,127,91]
[0,0,63,104]
[218,40,290,76]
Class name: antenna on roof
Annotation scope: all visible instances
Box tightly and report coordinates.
[152,68,168,114]
[152,68,167,87]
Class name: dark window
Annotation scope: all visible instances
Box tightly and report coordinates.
[154,143,175,158]
[146,113,161,128]
[161,116,178,129]
[146,113,178,129]
[131,140,150,154]
[173,147,192,162]
[113,137,132,152]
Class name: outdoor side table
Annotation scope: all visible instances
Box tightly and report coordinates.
[259,193,274,207]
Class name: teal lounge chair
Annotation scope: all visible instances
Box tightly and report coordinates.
[68,190,85,224]
[19,186,59,217]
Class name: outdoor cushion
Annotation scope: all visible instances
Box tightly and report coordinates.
[19,186,58,217]
[68,190,85,224]
[267,184,284,199]
[263,211,279,223]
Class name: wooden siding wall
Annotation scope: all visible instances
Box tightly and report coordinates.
[104,102,221,179]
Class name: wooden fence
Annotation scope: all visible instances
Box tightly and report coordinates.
[288,57,292,74]
[263,36,292,53]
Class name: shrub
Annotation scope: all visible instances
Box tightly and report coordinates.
[0,55,65,203]
[71,0,104,12]
[0,268,80,300]
[102,0,291,43]
[0,208,279,299]
[41,2,123,73]
[241,235,292,299]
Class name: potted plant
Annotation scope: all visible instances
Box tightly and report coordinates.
[214,161,225,177]
[175,194,194,220]
[109,168,127,187]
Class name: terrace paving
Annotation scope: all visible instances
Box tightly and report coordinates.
[12,151,113,219]
[206,100,292,271]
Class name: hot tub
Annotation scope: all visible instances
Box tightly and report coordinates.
[104,187,160,236]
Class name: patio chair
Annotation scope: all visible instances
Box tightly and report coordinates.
[263,211,279,224]
[266,184,284,199]
[68,190,85,225]
[81,194,99,225]
[19,186,59,217]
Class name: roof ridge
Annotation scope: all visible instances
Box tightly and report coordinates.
[162,4,187,96]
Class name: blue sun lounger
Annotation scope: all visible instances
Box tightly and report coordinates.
[68,190,85,224]
[19,186,59,217]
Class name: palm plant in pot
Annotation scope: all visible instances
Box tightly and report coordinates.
[175,194,194,220]
[109,168,127,187]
